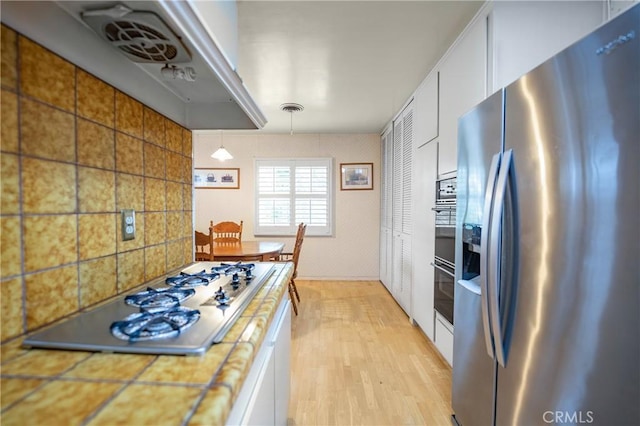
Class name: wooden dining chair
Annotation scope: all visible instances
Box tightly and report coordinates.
[210,220,243,243]
[279,222,306,315]
[194,229,214,261]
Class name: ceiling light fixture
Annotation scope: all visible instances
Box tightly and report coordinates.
[280,103,304,135]
[211,131,233,161]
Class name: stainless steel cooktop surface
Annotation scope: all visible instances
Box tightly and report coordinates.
[23,262,275,356]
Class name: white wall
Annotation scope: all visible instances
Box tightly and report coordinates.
[193,132,381,280]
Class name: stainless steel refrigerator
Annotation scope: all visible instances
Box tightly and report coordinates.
[452,5,639,425]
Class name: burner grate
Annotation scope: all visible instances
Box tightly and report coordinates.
[211,262,256,286]
[166,270,219,288]
[110,306,200,342]
[124,287,195,309]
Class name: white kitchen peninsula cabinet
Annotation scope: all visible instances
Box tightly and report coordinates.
[411,140,438,340]
[227,297,292,425]
[438,13,487,176]
[413,71,439,148]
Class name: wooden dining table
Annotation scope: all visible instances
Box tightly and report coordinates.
[212,241,285,262]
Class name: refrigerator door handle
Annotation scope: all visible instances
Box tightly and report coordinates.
[489,149,513,367]
[480,152,502,359]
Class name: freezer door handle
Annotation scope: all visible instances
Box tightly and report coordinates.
[480,152,502,359]
[489,149,514,367]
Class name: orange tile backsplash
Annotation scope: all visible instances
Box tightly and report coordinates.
[22,157,77,214]
[143,106,165,147]
[1,277,23,339]
[0,24,194,342]
[78,167,116,213]
[77,69,115,128]
[77,118,115,169]
[166,120,183,153]
[20,97,75,162]
[115,131,144,174]
[79,256,118,308]
[144,177,167,212]
[1,25,18,90]
[23,214,78,272]
[1,153,19,214]
[144,141,166,179]
[24,265,79,329]
[115,90,143,138]
[0,90,19,152]
[0,217,21,277]
[116,249,145,292]
[78,213,117,260]
[18,37,75,113]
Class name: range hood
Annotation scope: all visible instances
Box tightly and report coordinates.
[0,1,267,130]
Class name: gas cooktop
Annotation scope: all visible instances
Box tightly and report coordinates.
[23,262,275,356]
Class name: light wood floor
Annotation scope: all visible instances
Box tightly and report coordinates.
[288,280,453,426]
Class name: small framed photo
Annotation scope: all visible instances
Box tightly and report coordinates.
[194,168,240,189]
[340,163,373,190]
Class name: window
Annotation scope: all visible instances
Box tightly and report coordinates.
[255,158,333,236]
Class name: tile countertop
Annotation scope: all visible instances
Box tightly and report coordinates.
[0,262,294,426]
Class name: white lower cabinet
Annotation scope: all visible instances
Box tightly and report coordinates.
[227,297,292,425]
[273,297,291,426]
[434,312,454,367]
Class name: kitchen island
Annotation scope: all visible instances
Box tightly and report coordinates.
[0,262,293,425]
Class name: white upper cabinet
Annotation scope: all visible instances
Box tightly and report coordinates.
[438,13,488,176]
[490,1,605,91]
[413,71,439,149]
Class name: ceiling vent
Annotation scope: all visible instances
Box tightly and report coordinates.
[81,4,191,63]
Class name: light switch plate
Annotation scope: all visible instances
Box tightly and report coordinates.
[121,209,136,241]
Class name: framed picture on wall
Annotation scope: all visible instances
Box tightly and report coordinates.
[194,168,240,189]
[340,163,373,190]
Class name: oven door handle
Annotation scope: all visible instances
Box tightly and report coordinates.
[431,205,456,212]
[430,262,455,278]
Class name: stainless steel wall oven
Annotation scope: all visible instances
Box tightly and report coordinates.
[432,176,456,325]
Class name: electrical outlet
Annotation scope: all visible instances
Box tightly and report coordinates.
[121,209,136,241]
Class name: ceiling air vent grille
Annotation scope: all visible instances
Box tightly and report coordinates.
[82,5,191,64]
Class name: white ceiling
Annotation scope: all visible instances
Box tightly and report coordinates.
[236,0,483,134]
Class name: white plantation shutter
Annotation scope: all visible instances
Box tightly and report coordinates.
[255,158,333,236]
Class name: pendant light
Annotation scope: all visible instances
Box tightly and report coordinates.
[280,103,304,135]
[211,131,233,161]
